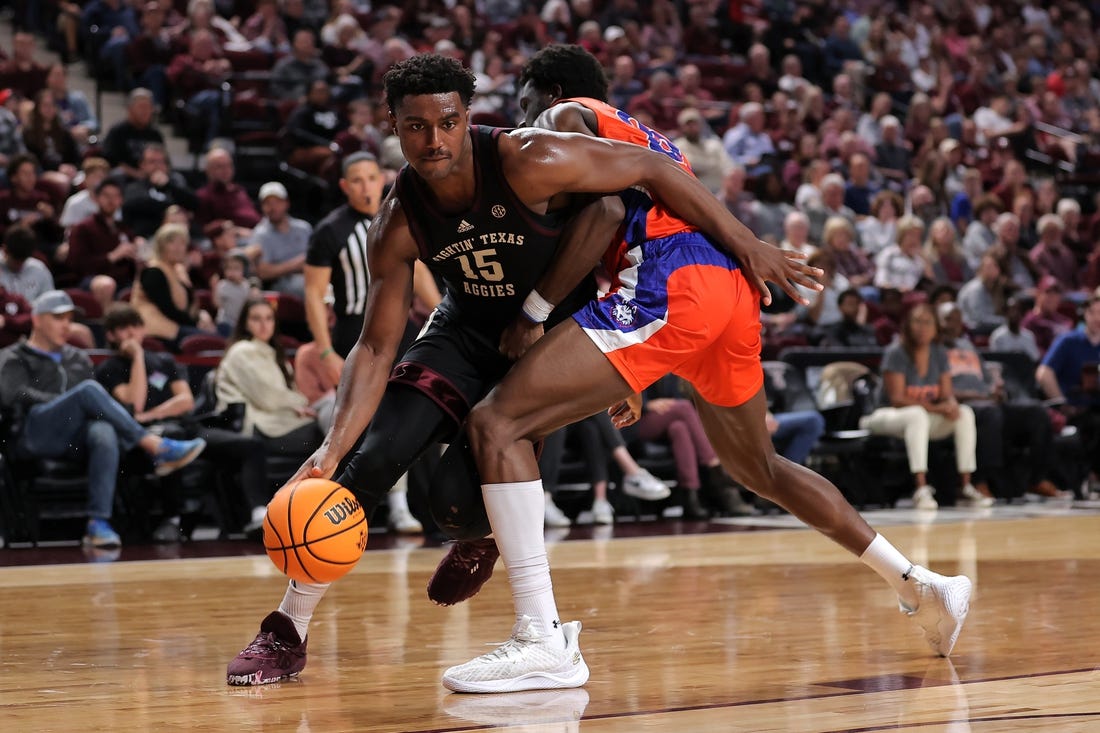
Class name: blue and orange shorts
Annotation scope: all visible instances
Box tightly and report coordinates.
[573,231,763,408]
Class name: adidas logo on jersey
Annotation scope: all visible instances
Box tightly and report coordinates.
[457,219,474,233]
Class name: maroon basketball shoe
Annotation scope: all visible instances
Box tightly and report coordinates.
[427,538,501,606]
[226,611,307,685]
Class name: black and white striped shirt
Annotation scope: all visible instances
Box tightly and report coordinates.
[305,204,371,318]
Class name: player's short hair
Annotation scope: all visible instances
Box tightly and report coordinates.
[342,151,378,177]
[383,54,476,113]
[519,44,609,102]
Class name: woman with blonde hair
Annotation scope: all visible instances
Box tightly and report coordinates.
[874,215,933,292]
[925,216,972,287]
[130,223,217,349]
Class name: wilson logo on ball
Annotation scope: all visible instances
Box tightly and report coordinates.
[324,496,362,526]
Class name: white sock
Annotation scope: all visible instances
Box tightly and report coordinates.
[483,480,565,646]
[277,580,330,641]
[860,533,920,609]
[388,487,411,514]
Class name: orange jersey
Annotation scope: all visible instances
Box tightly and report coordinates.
[561,98,697,272]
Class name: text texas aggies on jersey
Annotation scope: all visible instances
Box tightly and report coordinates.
[395,126,588,340]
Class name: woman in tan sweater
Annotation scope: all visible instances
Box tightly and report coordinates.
[215,298,322,456]
[130,223,217,349]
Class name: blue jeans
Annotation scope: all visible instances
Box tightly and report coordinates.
[20,381,147,520]
[772,410,826,466]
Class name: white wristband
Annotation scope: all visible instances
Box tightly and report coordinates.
[521,289,554,323]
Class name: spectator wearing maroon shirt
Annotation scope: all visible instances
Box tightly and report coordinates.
[0,32,48,101]
[1022,276,1075,355]
[626,70,679,135]
[195,148,261,232]
[124,1,174,107]
[166,30,231,144]
[0,154,63,258]
[0,286,32,347]
[1029,214,1080,293]
[67,180,138,312]
[333,99,383,161]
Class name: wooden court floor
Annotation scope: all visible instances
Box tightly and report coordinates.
[2,511,1099,732]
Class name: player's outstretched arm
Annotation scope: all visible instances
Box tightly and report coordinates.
[291,195,418,482]
[507,129,822,306]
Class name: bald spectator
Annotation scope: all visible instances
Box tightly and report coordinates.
[608,55,643,110]
[195,148,261,231]
[722,102,775,176]
[102,89,165,181]
[271,29,330,101]
[672,108,732,195]
[626,71,678,134]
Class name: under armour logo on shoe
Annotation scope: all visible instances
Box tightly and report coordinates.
[457,219,474,233]
[552,620,561,628]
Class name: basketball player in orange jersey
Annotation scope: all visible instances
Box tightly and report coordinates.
[433,45,974,693]
[227,53,819,689]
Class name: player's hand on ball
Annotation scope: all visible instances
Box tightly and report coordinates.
[286,447,340,487]
[499,317,545,361]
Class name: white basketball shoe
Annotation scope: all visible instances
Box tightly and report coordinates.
[442,615,589,693]
[900,566,973,657]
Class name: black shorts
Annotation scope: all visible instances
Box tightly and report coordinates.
[389,309,512,427]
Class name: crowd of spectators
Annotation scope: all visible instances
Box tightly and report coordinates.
[2,0,1100,547]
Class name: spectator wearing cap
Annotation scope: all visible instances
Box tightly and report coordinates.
[102,89,166,181]
[67,179,138,313]
[0,225,54,303]
[1029,214,1080,293]
[251,182,312,298]
[671,108,732,195]
[270,29,330,101]
[195,148,261,233]
[1022,276,1075,355]
[0,289,207,548]
[59,158,115,229]
[121,143,198,239]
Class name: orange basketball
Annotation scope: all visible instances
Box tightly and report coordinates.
[264,478,368,583]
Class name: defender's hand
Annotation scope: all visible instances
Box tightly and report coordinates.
[737,246,823,306]
[609,393,642,429]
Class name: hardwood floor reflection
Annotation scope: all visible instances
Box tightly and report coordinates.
[1,513,1098,731]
